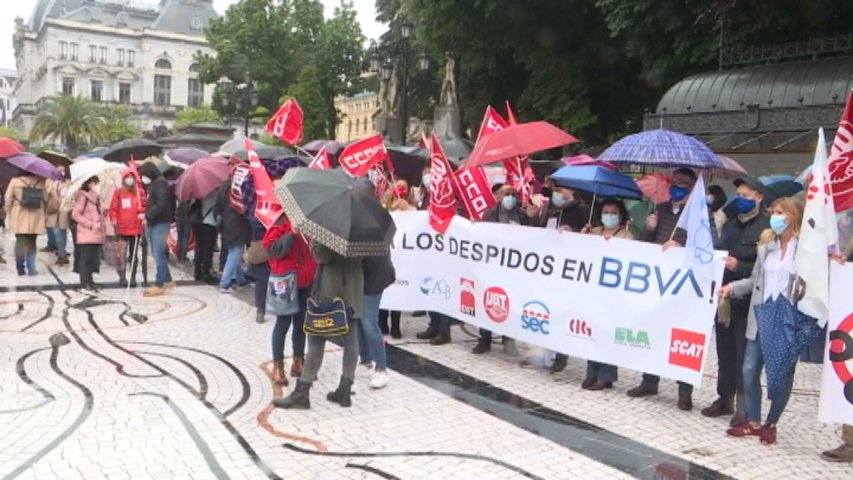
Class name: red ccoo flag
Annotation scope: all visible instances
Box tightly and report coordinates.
[475,106,508,144]
[245,139,284,229]
[503,101,532,204]
[828,91,853,212]
[309,146,332,170]
[452,166,496,220]
[266,98,304,146]
[428,132,457,233]
[338,135,389,177]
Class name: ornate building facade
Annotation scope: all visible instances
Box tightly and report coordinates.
[12,0,218,140]
[335,91,380,143]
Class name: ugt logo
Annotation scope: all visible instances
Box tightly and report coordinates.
[420,277,451,300]
[521,301,550,335]
[669,328,706,372]
[829,313,853,405]
[484,287,510,323]
[614,327,650,349]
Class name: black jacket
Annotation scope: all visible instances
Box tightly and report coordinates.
[536,201,590,231]
[482,204,530,225]
[215,179,251,246]
[362,254,396,295]
[144,178,176,225]
[641,201,718,246]
[717,212,770,285]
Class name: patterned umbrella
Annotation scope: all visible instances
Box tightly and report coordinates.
[705,156,748,181]
[599,129,723,169]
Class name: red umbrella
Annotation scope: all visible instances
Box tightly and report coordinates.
[635,173,672,204]
[175,157,231,201]
[0,137,25,158]
[560,154,618,171]
[465,121,579,168]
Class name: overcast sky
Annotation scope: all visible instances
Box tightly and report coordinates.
[0,0,385,70]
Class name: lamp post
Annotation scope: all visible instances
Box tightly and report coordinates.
[370,19,429,144]
[217,77,258,137]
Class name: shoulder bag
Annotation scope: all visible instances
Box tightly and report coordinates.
[303,265,350,336]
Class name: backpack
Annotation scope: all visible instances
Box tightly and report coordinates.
[20,183,44,210]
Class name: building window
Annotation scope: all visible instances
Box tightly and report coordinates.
[127,50,135,67]
[155,59,172,70]
[61,77,74,96]
[187,78,203,107]
[90,80,103,102]
[99,47,107,64]
[89,45,96,63]
[70,43,79,61]
[119,82,131,104]
[154,75,171,106]
[117,49,125,66]
[59,41,68,60]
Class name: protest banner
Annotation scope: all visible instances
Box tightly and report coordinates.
[819,262,853,424]
[381,211,726,385]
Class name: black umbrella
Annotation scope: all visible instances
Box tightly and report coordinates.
[0,160,24,191]
[37,150,73,167]
[435,135,475,159]
[233,144,294,161]
[274,168,396,257]
[102,139,163,163]
[386,145,429,186]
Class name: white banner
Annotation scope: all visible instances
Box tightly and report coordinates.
[819,262,853,424]
[381,212,726,385]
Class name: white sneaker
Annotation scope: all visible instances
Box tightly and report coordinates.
[357,362,374,377]
[369,370,390,389]
[220,287,232,294]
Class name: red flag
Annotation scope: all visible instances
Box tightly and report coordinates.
[428,133,457,233]
[266,98,304,146]
[368,163,389,200]
[338,135,389,177]
[475,106,508,144]
[309,146,332,170]
[502,101,533,203]
[452,166,496,220]
[828,92,853,212]
[245,139,284,229]
[229,163,250,215]
[505,101,519,125]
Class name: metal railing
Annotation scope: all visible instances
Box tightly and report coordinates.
[720,32,853,67]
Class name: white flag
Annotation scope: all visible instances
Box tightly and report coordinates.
[675,174,716,280]
[796,128,839,325]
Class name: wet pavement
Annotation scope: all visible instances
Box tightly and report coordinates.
[0,239,851,479]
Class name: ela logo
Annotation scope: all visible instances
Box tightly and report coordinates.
[614,327,650,349]
[521,301,550,335]
[484,287,510,323]
[669,329,706,372]
[420,277,451,299]
[460,278,476,316]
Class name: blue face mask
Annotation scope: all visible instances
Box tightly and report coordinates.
[670,186,689,202]
[735,197,757,214]
[769,214,788,234]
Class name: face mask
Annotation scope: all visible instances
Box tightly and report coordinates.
[124,177,136,188]
[670,186,689,202]
[90,183,101,194]
[551,191,567,207]
[540,187,553,198]
[706,195,714,205]
[601,213,621,229]
[769,214,788,234]
[501,195,517,210]
[422,174,431,186]
[395,187,408,197]
[735,197,757,214]
[141,176,152,185]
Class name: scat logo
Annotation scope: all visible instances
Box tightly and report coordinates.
[521,301,550,335]
[484,287,510,323]
[669,329,706,372]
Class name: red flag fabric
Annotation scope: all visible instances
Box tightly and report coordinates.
[266,98,304,146]
[368,163,389,200]
[338,135,389,177]
[828,92,853,212]
[428,133,457,233]
[229,163,250,215]
[475,106,509,144]
[309,146,332,170]
[505,101,519,126]
[245,139,284,229]
[452,166,496,220]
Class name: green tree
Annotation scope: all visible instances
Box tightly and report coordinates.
[286,66,329,140]
[174,106,223,128]
[0,126,24,141]
[100,104,141,144]
[30,96,105,154]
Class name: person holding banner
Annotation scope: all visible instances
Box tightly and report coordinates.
[379,180,416,338]
[627,168,711,411]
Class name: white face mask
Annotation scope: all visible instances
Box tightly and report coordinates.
[551,191,567,207]
[90,183,102,194]
[141,176,152,185]
[601,213,620,229]
[124,177,136,188]
[422,174,432,186]
[501,195,518,210]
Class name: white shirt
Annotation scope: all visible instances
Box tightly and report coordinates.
[763,238,798,301]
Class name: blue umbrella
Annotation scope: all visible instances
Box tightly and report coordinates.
[550,165,643,199]
[599,129,723,169]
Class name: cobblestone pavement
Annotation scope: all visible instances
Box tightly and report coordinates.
[0,241,850,479]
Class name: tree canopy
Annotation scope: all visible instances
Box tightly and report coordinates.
[174,106,223,129]
[29,96,106,154]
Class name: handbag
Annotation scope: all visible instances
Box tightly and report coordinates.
[266,271,299,316]
[303,265,350,336]
[246,240,269,265]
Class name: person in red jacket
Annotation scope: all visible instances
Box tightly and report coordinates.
[109,171,147,287]
[264,213,317,385]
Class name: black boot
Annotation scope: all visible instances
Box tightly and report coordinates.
[326,376,353,407]
[378,310,390,335]
[273,380,312,409]
[416,326,438,339]
[390,315,402,339]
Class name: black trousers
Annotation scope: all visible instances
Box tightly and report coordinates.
[193,224,218,279]
[715,298,749,404]
[119,234,148,284]
[378,310,401,333]
[77,244,100,287]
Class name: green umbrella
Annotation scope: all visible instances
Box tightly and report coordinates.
[274,169,396,257]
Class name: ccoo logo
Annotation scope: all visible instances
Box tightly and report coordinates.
[484,287,510,323]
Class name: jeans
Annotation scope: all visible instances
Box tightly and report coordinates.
[176,221,191,261]
[249,262,271,315]
[427,311,452,335]
[148,223,172,287]
[272,288,309,360]
[219,243,246,289]
[586,361,618,383]
[743,335,795,425]
[358,294,387,370]
[14,234,38,275]
[51,227,69,258]
[46,227,57,250]
[301,319,360,384]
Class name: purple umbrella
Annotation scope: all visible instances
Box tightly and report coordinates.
[302,140,344,156]
[165,148,209,165]
[6,153,63,180]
